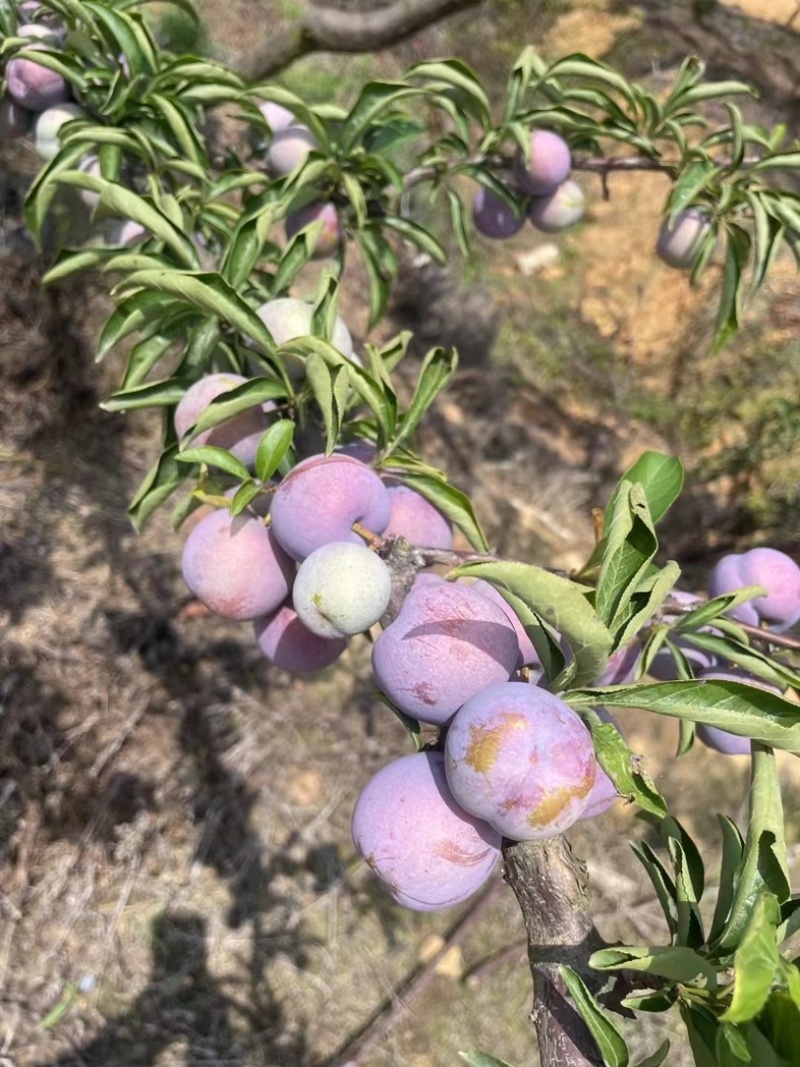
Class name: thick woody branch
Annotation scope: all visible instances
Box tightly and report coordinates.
[237,0,485,82]
[503,836,607,1067]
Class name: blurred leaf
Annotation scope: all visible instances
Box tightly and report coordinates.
[595,482,658,629]
[712,224,751,354]
[632,1041,671,1067]
[711,816,746,943]
[559,966,629,1067]
[722,892,781,1023]
[375,693,423,751]
[101,377,188,411]
[338,81,422,153]
[189,378,289,438]
[450,561,612,687]
[395,473,486,551]
[661,816,705,947]
[128,443,187,532]
[631,840,678,937]
[588,717,666,817]
[390,346,457,451]
[590,945,718,986]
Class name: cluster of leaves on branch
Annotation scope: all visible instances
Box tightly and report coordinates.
[3,1,800,1065]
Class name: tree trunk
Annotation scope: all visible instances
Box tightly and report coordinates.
[503,836,606,1067]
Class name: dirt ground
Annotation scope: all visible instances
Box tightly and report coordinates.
[2,2,800,1066]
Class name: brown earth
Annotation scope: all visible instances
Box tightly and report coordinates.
[2,2,800,1066]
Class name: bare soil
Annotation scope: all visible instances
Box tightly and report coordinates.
[2,3,800,1066]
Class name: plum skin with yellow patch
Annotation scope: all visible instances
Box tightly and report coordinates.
[351,751,502,912]
[444,682,597,840]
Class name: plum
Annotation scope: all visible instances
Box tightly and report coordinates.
[181,508,294,621]
[255,297,355,375]
[527,179,585,233]
[254,601,347,673]
[515,129,572,196]
[284,200,341,259]
[444,682,596,840]
[6,46,69,111]
[292,542,392,638]
[594,640,641,685]
[647,642,715,681]
[351,751,501,912]
[32,102,86,161]
[708,548,800,630]
[471,187,525,239]
[270,453,391,561]
[257,100,294,133]
[106,219,148,247]
[371,580,519,726]
[266,124,318,176]
[382,485,453,550]
[174,373,268,469]
[656,209,711,270]
[0,97,32,140]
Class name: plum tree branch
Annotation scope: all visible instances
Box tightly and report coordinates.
[236,0,485,82]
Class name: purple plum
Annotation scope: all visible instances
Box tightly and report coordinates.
[656,209,711,270]
[254,601,347,673]
[174,373,268,469]
[514,129,572,196]
[382,485,453,550]
[472,186,525,239]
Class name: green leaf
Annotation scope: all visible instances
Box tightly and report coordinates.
[128,443,188,532]
[375,693,423,752]
[338,81,422,153]
[43,246,121,284]
[612,562,681,654]
[717,745,791,951]
[100,377,187,411]
[255,420,295,484]
[589,945,718,986]
[711,815,746,943]
[449,561,612,687]
[379,214,448,265]
[54,174,198,268]
[189,378,289,438]
[677,631,800,692]
[566,680,800,752]
[559,966,629,1067]
[409,58,491,127]
[661,816,705,948]
[175,445,251,481]
[632,1041,671,1067]
[97,290,178,360]
[588,716,666,817]
[390,346,457,451]
[712,224,751,354]
[722,892,781,1023]
[447,187,472,256]
[631,840,678,937]
[306,353,348,454]
[595,482,658,629]
[229,479,261,517]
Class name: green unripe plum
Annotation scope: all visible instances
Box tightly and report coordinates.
[444,682,596,840]
[174,373,268,469]
[527,179,585,233]
[256,296,353,356]
[656,209,711,269]
[471,187,525,239]
[284,200,341,259]
[515,129,572,196]
[32,102,86,161]
[254,602,347,673]
[292,541,392,638]
[0,97,33,140]
[6,45,69,111]
[182,508,294,621]
[266,124,318,176]
[352,751,502,912]
[371,580,519,725]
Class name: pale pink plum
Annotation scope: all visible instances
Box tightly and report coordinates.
[351,751,501,912]
[656,209,710,270]
[270,453,391,561]
[694,667,782,755]
[292,542,392,638]
[6,46,69,111]
[284,200,341,259]
[371,580,519,726]
[254,602,347,673]
[174,373,268,469]
[382,485,453,550]
[0,97,32,140]
[258,100,294,132]
[266,124,318,176]
[255,296,354,369]
[472,187,525,239]
[181,508,294,621]
[738,548,800,630]
[17,22,61,45]
[707,554,760,626]
[515,129,572,196]
[470,579,538,669]
[33,102,86,161]
[527,179,585,233]
[444,682,596,840]
[76,154,103,210]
